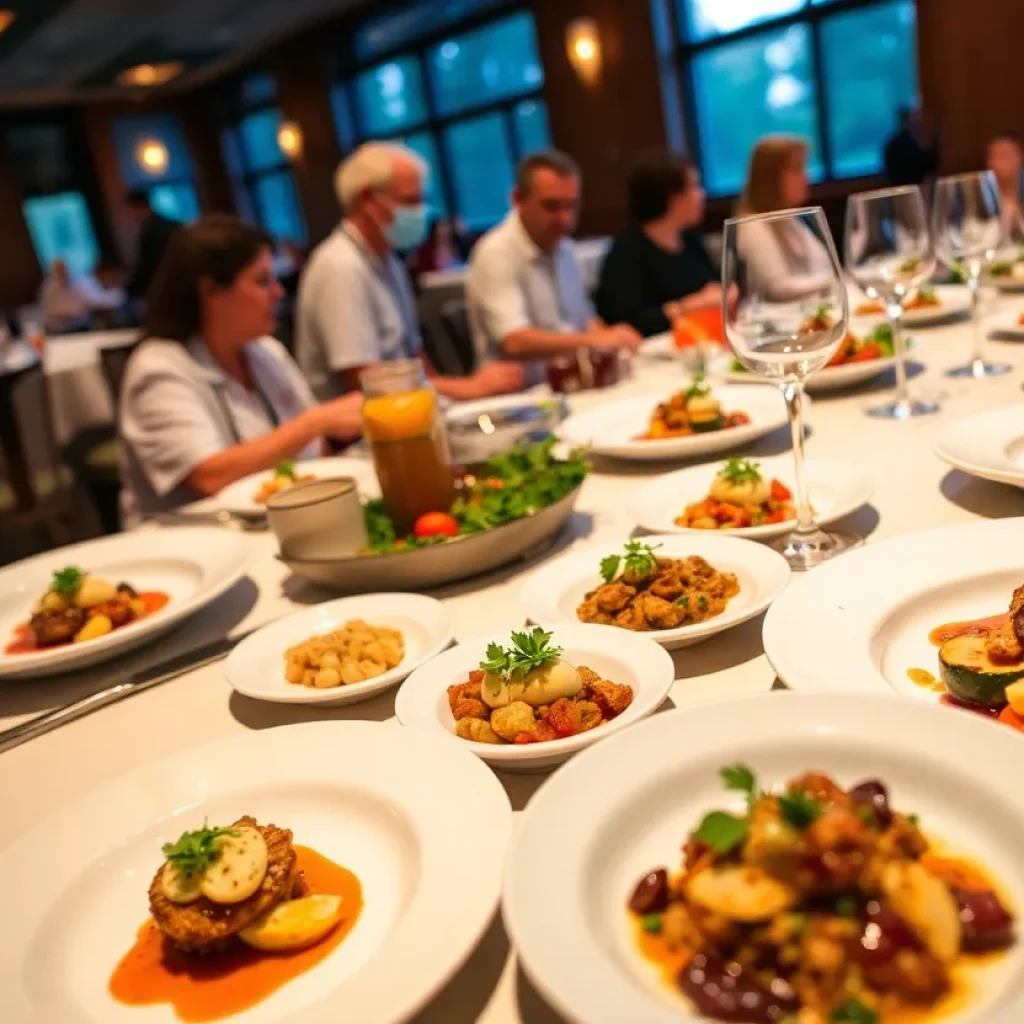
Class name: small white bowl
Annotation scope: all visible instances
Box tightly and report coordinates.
[519,534,791,650]
[394,623,675,772]
[225,593,455,706]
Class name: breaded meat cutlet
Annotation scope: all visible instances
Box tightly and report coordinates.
[149,816,297,954]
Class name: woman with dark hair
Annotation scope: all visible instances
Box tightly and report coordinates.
[595,149,723,337]
[120,214,362,522]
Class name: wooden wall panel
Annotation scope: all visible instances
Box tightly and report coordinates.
[0,136,42,308]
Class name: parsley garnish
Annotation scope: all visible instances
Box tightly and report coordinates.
[719,456,762,485]
[906,813,920,827]
[683,372,710,401]
[721,763,758,800]
[641,913,663,933]
[599,540,661,583]
[675,595,690,608]
[479,627,562,679]
[274,459,297,480]
[51,566,85,597]
[161,822,239,880]
[692,811,748,854]
[778,791,822,830]
[830,999,878,1024]
[697,595,709,613]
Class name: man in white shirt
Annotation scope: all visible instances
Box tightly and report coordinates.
[466,150,642,384]
[296,141,524,401]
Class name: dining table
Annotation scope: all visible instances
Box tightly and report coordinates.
[3,297,1024,1023]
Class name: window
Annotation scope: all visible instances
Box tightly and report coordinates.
[220,75,307,243]
[111,114,201,224]
[664,0,918,196]
[333,7,550,233]
[6,121,105,275]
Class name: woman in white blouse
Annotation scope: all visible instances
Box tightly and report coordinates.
[120,215,363,523]
[734,136,834,301]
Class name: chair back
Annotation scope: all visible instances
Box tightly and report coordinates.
[99,341,139,418]
[438,297,477,374]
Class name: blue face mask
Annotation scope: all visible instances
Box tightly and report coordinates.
[383,203,429,251]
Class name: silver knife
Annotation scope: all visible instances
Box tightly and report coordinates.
[0,627,257,754]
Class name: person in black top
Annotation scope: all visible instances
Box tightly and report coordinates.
[596,149,725,337]
[125,189,181,302]
[883,106,939,188]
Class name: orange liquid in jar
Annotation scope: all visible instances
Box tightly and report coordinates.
[362,387,455,532]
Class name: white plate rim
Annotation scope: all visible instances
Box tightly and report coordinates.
[393,622,676,766]
[0,720,512,1024]
[0,528,250,679]
[933,408,1024,488]
[224,593,456,705]
[626,456,874,539]
[519,533,791,648]
[503,690,1024,1024]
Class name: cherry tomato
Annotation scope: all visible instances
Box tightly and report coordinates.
[413,511,459,539]
[770,479,792,502]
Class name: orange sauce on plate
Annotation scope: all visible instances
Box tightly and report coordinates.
[907,667,945,692]
[109,846,362,1022]
[929,613,1008,646]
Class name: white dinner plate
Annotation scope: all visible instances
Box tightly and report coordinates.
[225,593,455,706]
[394,622,675,772]
[504,692,1024,1024]
[934,406,1024,489]
[848,283,970,326]
[0,720,511,1024]
[215,457,380,517]
[519,534,791,650]
[763,517,1024,705]
[0,529,249,680]
[989,310,1024,339]
[558,384,789,462]
[627,455,873,539]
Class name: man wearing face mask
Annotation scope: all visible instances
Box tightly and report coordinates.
[296,141,524,401]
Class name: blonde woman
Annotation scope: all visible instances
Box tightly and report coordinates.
[735,136,834,300]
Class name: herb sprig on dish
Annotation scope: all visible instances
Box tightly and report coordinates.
[600,540,662,583]
[162,823,240,879]
[480,627,562,679]
[51,566,85,597]
[683,372,710,401]
[274,459,297,480]
[719,456,762,485]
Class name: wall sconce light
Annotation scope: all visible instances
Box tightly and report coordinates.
[566,17,602,87]
[136,138,169,175]
[277,120,303,160]
[116,61,184,88]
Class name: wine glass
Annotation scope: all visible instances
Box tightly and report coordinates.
[933,170,1010,378]
[721,206,859,571]
[845,185,938,419]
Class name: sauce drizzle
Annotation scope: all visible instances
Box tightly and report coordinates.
[929,613,1008,646]
[109,846,362,1022]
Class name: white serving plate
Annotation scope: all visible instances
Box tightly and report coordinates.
[934,407,1024,489]
[0,721,511,1024]
[0,529,249,679]
[394,622,674,772]
[763,517,1024,705]
[504,692,1024,1024]
[519,534,790,650]
[989,310,1024,339]
[215,457,380,517]
[848,283,970,326]
[627,455,873,540]
[225,593,455,706]
[558,384,789,462]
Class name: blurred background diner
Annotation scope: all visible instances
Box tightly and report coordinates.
[0,0,1018,563]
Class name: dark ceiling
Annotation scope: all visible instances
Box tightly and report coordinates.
[0,0,365,108]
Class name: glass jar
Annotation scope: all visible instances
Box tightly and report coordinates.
[361,360,456,533]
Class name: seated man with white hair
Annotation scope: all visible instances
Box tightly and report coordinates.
[296,141,523,401]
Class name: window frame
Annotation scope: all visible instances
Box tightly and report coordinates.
[666,0,917,196]
[218,81,307,242]
[331,1,548,229]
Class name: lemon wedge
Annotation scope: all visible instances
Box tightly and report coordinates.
[239,894,345,951]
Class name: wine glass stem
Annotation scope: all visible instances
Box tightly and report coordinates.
[968,275,983,366]
[886,302,909,405]
[781,380,815,535]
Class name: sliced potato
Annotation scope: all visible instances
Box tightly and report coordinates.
[75,577,119,609]
[239,895,344,951]
[199,826,269,904]
[160,864,203,905]
[881,860,961,963]
[74,613,113,643]
[685,865,798,922]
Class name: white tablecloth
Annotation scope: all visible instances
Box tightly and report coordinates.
[4,304,1024,1022]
